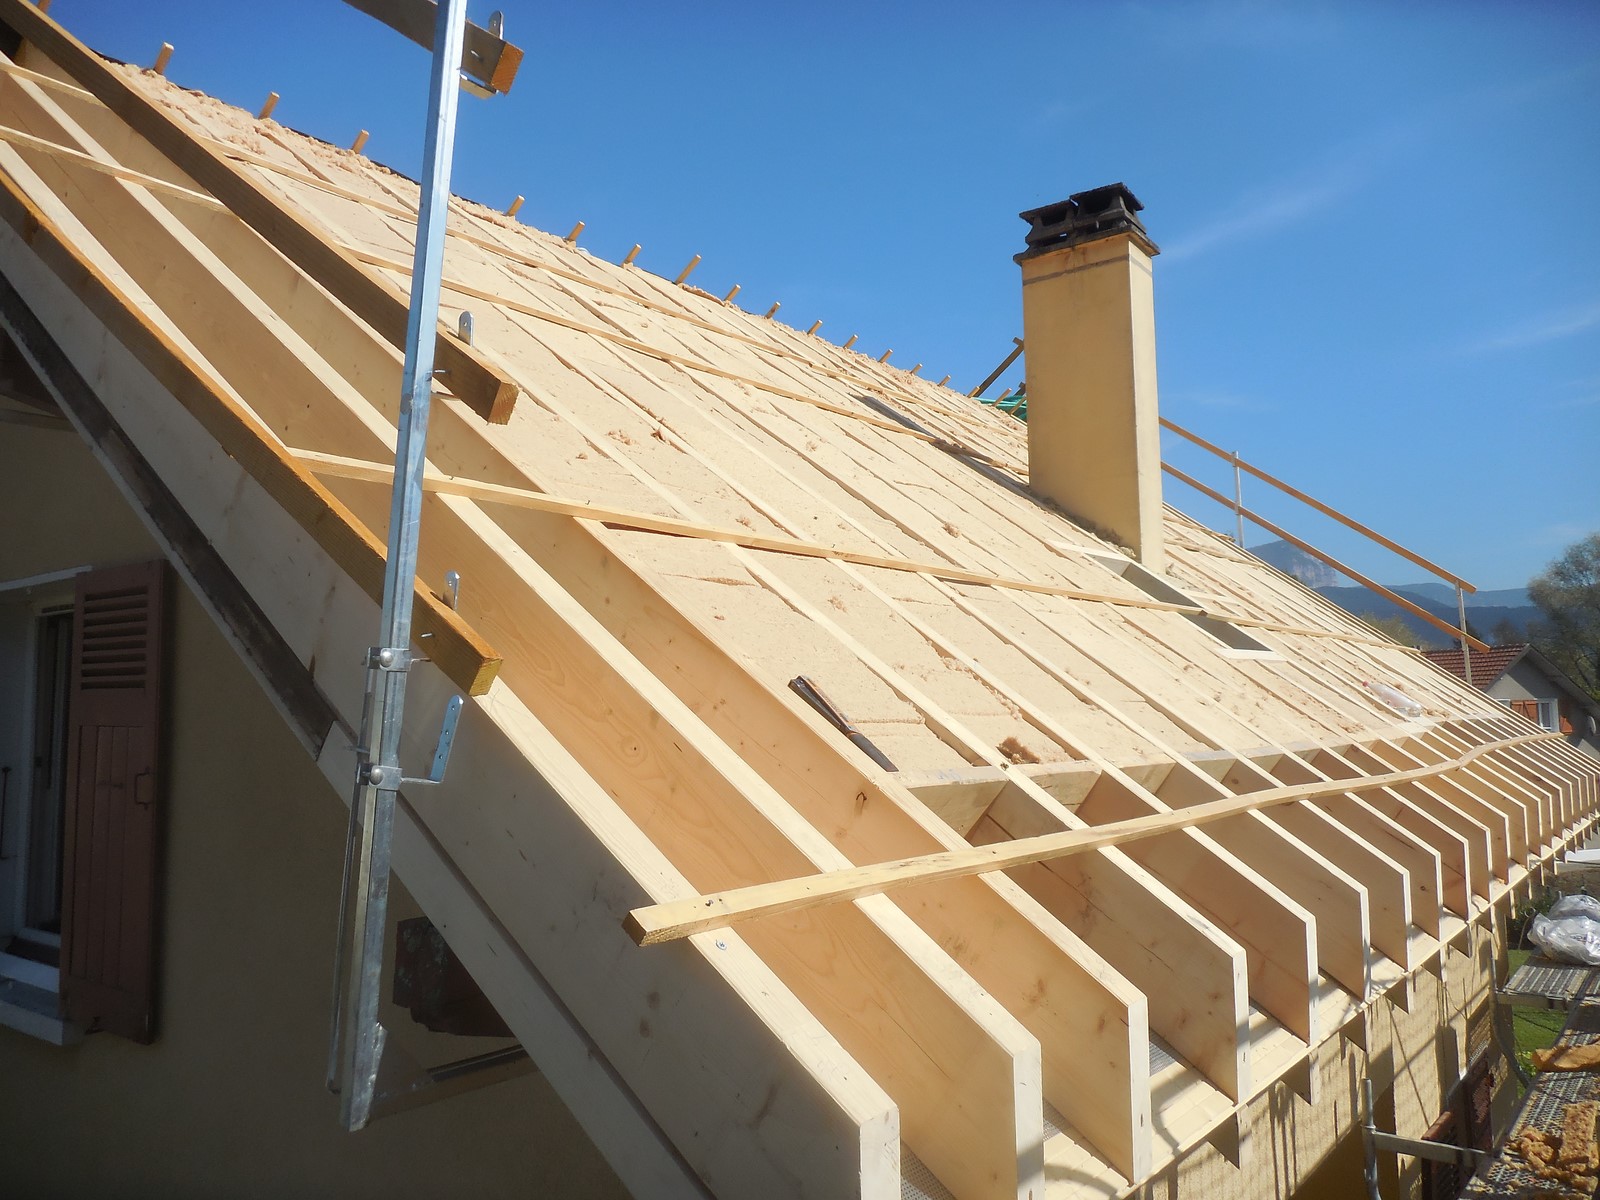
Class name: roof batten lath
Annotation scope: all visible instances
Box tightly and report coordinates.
[4,22,1596,1197]
[0,67,499,694]
[0,4,519,422]
[626,729,1559,944]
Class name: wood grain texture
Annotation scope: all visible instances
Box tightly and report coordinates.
[627,731,1558,946]
[0,138,499,695]
[0,0,519,422]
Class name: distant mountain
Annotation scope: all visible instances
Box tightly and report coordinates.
[1313,585,1459,649]
[1393,581,1531,609]
[1247,540,1343,588]
[1246,540,1541,646]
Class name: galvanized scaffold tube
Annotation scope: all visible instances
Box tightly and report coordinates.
[328,0,472,1132]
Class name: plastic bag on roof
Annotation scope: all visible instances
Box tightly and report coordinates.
[1550,895,1600,922]
[1363,681,1424,718]
[1529,913,1600,966]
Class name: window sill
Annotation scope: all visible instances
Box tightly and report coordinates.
[0,973,81,1046]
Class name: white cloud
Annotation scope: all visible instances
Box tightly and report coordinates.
[1161,174,1354,263]
[1161,120,1419,263]
[1476,301,1600,353]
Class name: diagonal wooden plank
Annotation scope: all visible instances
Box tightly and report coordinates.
[0,111,498,695]
[0,0,519,422]
[625,732,1559,946]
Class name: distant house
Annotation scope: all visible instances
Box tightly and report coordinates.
[1424,643,1600,759]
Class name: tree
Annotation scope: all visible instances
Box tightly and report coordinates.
[1357,612,1435,648]
[1491,617,1521,646]
[1528,532,1600,701]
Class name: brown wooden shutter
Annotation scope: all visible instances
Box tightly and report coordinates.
[1511,699,1540,722]
[59,559,169,1043]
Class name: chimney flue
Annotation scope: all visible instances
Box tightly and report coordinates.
[1016,182,1165,571]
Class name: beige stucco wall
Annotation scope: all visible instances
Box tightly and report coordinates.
[1135,930,1505,1200]
[0,423,628,1198]
[1489,661,1600,759]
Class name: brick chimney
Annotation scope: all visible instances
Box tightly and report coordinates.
[1016,183,1165,572]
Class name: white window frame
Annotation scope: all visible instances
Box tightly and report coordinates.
[0,565,89,1045]
[1495,695,1560,732]
[1535,698,1559,731]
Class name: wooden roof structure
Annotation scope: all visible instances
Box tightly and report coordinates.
[0,5,1595,1196]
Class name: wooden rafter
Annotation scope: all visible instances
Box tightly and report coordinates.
[0,78,500,695]
[4,28,1596,1199]
[626,730,1561,945]
[0,0,519,423]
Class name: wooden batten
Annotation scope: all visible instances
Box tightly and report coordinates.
[0,216,894,1199]
[6,16,1595,1195]
[0,115,498,696]
[0,6,519,422]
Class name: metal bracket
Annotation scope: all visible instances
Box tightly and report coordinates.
[1369,1129,1486,1168]
[442,570,460,610]
[401,695,465,787]
[367,645,421,671]
[340,0,521,95]
[456,312,473,346]
[366,763,402,789]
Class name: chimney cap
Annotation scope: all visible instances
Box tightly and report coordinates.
[1016,182,1157,261]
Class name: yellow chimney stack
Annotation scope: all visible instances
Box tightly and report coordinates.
[1016,184,1165,572]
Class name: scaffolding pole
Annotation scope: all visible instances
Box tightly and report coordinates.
[328,0,472,1132]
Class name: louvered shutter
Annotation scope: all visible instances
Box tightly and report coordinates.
[59,560,169,1043]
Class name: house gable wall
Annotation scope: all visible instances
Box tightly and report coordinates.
[1487,659,1558,707]
[0,424,626,1199]
[1488,660,1600,758]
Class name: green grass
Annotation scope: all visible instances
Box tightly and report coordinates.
[1508,947,1569,1081]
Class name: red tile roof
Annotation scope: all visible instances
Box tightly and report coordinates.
[1422,643,1529,689]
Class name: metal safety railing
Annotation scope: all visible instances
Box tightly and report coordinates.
[1159,418,1486,659]
[964,338,1485,665]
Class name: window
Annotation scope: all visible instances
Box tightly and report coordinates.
[0,560,168,1044]
[1502,697,1559,732]
[1,579,73,1041]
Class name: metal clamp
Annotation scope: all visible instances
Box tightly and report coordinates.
[366,645,421,672]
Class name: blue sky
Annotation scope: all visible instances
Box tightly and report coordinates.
[41,0,1600,591]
